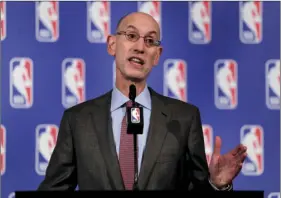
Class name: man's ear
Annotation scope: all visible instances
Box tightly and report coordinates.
[107,35,116,56]
[153,46,163,66]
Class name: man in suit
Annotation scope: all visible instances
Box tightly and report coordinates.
[37,12,247,191]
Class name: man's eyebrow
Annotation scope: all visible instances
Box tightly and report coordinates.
[125,25,138,30]
[146,31,157,36]
[125,25,158,37]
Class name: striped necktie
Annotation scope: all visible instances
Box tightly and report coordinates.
[119,100,137,190]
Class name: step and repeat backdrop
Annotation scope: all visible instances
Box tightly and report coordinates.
[1,1,280,198]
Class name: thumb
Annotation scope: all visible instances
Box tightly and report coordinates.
[213,136,222,155]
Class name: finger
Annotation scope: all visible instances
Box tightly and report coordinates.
[213,136,222,155]
[237,146,247,159]
[231,144,245,156]
[236,145,247,156]
[240,152,247,162]
[235,152,247,164]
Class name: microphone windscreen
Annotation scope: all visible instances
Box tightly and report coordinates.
[129,84,136,100]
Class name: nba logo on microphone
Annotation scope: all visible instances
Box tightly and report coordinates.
[240,125,264,176]
[35,124,58,175]
[265,59,280,110]
[214,59,238,109]
[0,1,6,41]
[0,125,6,175]
[131,108,140,123]
[163,59,187,102]
[10,57,33,108]
[138,1,161,38]
[35,1,59,42]
[239,1,262,44]
[202,125,213,165]
[189,1,211,44]
[62,58,86,108]
[87,1,110,43]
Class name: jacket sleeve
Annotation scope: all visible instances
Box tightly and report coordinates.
[37,110,77,191]
[186,107,215,191]
[186,107,233,191]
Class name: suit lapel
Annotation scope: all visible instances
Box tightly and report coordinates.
[89,91,124,190]
[138,88,169,190]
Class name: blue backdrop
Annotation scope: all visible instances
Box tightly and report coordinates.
[1,1,280,198]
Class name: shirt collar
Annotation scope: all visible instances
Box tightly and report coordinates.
[110,85,151,112]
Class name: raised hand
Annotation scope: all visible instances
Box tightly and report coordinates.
[209,136,247,188]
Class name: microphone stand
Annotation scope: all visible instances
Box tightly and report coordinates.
[132,98,139,191]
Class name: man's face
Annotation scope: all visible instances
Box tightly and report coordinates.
[107,13,162,82]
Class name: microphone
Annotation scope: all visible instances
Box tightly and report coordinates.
[127,84,144,135]
[126,84,144,191]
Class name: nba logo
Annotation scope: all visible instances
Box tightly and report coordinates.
[240,125,264,176]
[87,1,110,43]
[265,59,280,110]
[62,58,86,108]
[10,57,33,108]
[0,124,6,175]
[138,1,161,38]
[131,108,140,123]
[163,59,187,102]
[36,1,59,42]
[189,1,211,44]
[35,124,58,175]
[202,125,213,165]
[0,1,6,41]
[239,1,262,44]
[214,59,238,109]
[268,192,280,198]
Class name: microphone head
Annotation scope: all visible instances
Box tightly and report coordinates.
[129,84,136,101]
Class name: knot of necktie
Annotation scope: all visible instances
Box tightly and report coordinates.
[126,100,133,108]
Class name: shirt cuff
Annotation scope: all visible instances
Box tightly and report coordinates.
[208,178,233,191]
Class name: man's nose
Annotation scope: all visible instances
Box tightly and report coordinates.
[133,38,145,54]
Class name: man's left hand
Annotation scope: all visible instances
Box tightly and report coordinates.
[209,136,247,189]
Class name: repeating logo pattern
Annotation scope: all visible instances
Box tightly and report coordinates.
[87,1,110,43]
[239,1,262,44]
[10,57,33,109]
[138,1,161,38]
[0,125,6,175]
[163,59,187,102]
[214,59,238,109]
[202,124,213,165]
[0,2,279,196]
[240,125,264,176]
[189,1,211,44]
[35,124,58,175]
[265,59,280,110]
[36,1,59,42]
[0,1,6,41]
[62,58,86,108]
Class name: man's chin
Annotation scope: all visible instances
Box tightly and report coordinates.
[124,74,145,83]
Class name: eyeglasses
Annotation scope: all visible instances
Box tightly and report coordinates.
[116,31,161,47]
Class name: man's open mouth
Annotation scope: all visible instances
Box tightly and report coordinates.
[128,57,145,65]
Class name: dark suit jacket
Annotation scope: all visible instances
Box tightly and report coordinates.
[37,87,216,191]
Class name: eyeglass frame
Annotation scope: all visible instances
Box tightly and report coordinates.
[115,31,161,47]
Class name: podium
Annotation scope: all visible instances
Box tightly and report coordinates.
[15,190,264,198]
